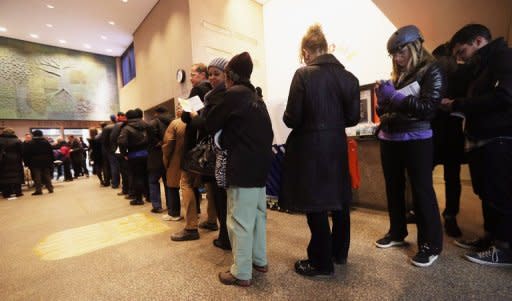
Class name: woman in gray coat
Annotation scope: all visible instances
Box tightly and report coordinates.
[280,24,360,277]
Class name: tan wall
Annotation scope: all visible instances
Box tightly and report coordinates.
[189,0,266,93]
[118,0,193,112]
[372,0,512,50]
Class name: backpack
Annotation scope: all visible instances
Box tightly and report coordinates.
[125,124,149,147]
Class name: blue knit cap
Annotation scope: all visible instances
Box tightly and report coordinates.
[208,57,228,71]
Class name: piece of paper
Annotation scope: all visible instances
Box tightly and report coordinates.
[178,95,204,112]
[397,81,420,97]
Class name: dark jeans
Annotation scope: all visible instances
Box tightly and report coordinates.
[380,138,443,252]
[117,154,130,194]
[63,158,73,181]
[107,153,120,188]
[438,162,461,218]
[148,169,171,210]
[468,138,512,245]
[102,150,111,185]
[128,156,148,202]
[213,182,229,246]
[32,167,53,192]
[306,206,350,273]
[166,187,181,217]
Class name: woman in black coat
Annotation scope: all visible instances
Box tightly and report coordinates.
[0,128,24,198]
[280,24,360,277]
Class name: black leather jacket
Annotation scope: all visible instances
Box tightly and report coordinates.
[378,60,446,133]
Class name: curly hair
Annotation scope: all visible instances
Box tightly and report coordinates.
[300,24,328,63]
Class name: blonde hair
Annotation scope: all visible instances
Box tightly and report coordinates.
[300,24,328,63]
[391,40,434,83]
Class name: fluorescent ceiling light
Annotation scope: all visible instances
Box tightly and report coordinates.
[106,49,113,53]
[101,35,107,40]
[30,33,39,38]
[46,4,54,9]
[84,43,91,49]
[0,27,7,32]
[46,24,53,28]
[108,21,115,25]
[122,0,128,2]
[59,39,66,44]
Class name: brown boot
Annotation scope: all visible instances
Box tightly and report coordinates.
[218,271,251,287]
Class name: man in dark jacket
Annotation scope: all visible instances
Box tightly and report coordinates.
[442,24,512,266]
[23,130,54,195]
[118,109,150,205]
[147,106,172,213]
[206,52,273,286]
[0,128,24,198]
[101,114,118,188]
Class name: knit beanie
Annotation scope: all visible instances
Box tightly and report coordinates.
[225,52,253,82]
[208,57,228,72]
[125,109,137,119]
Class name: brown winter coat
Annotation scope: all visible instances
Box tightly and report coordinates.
[162,118,186,187]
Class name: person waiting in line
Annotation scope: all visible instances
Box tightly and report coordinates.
[441,24,512,266]
[206,52,273,287]
[0,128,24,198]
[147,106,173,214]
[68,135,83,178]
[110,112,132,198]
[170,63,213,242]
[117,109,150,206]
[22,130,54,195]
[374,25,446,267]
[279,24,360,278]
[78,136,89,178]
[431,42,472,238]
[192,57,231,250]
[101,115,118,188]
[162,104,187,221]
[54,137,73,182]
[88,127,106,186]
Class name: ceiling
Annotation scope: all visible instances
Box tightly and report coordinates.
[0,0,160,57]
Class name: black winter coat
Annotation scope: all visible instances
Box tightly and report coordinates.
[279,54,360,212]
[206,83,273,187]
[147,113,172,172]
[452,38,512,140]
[118,118,150,156]
[23,137,54,169]
[377,59,446,133]
[0,133,24,185]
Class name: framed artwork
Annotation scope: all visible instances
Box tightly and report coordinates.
[359,83,376,124]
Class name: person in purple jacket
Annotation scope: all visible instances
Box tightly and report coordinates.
[374,25,446,267]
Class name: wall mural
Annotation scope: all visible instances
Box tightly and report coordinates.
[0,37,119,120]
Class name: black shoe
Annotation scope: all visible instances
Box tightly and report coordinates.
[15,193,24,197]
[170,229,199,241]
[31,191,43,196]
[111,185,119,189]
[101,182,110,187]
[444,216,462,238]
[48,188,54,193]
[454,236,493,251]
[411,244,440,267]
[129,200,144,206]
[294,259,333,278]
[125,195,135,200]
[117,192,126,196]
[213,239,232,250]
[332,256,347,265]
[465,246,512,267]
[375,233,406,248]
[150,207,165,213]
[199,221,219,231]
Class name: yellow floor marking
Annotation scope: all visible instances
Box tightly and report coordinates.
[34,213,169,261]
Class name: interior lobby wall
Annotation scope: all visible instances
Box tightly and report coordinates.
[188,0,266,95]
[118,0,193,113]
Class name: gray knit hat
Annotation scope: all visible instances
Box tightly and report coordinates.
[208,57,228,71]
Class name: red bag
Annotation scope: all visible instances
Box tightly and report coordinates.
[347,138,360,189]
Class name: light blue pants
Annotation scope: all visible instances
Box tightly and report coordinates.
[227,186,267,280]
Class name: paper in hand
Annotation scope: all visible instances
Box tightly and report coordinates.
[178,95,204,112]
[396,81,420,97]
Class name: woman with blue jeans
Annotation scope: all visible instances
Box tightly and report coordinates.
[375,25,446,267]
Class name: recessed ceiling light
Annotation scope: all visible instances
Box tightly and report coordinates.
[46,4,54,9]
[122,0,128,2]
[30,33,39,38]
[58,39,66,44]
[106,49,113,53]
[84,43,91,49]
[100,35,107,40]
[108,21,115,26]
[46,24,53,28]
[0,26,7,32]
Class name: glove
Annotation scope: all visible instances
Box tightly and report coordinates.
[377,81,406,104]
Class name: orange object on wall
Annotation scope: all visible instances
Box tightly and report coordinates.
[347,138,360,189]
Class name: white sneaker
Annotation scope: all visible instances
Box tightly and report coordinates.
[162,214,183,221]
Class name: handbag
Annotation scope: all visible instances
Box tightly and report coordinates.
[183,135,216,176]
